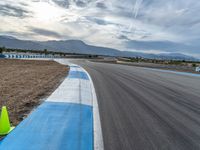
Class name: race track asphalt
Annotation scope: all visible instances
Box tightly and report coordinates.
[73,60,200,150]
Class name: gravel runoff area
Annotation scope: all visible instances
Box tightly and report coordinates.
[0,59,68,126]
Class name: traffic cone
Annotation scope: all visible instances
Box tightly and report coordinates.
[0,106,15,135]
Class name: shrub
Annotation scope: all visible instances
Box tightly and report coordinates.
[192,63,196,67]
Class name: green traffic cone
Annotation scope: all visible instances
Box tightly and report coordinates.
[0,106,15,135]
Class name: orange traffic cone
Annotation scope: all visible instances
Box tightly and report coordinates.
[0,106,15,135]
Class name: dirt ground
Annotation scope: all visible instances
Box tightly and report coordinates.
[0,59,68,126]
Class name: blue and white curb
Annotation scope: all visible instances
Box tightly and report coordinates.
[3,54,55,59]
[0,59,104,150]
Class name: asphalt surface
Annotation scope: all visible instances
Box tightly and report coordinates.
[73,60,200,150]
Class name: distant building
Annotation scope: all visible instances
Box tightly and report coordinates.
[196,67,200,72]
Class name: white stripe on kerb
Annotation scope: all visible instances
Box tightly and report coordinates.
[46,78,93,106]
[70,67,84,72]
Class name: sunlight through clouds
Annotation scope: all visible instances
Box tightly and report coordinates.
[31,1,64,22]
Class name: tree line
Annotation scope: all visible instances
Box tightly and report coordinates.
[0,47,66,56]
[0,46,98,58]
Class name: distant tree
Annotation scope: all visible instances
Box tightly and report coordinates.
[192,63,197,67]
[44,49,48,55]
[0,47,3,54]
[152,59,156,63]
[135,57,139,62]
[0,46,6,54]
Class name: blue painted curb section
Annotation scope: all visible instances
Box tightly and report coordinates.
[68,71,89,80]
[0,60,104,150]
[0,54,5,58]
[0,102,93,150]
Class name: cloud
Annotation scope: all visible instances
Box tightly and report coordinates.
[28,27,62,38]
[76,1,87,7]
[118,35,130,40]
[52,0,70,8]
[96,2,107,9]
[0,4,31,18]
[85,17,109,25]
[52,0,91,8]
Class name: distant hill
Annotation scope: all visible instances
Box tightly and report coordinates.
[0,35,198,61]
[0,35,50,50]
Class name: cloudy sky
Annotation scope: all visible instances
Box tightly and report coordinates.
[0,0,200,57]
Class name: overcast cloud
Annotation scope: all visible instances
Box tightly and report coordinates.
[0,0,200,57]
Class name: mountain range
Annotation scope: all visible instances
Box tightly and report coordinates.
[0,35,198,61]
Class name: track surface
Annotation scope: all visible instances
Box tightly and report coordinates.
[74,60,200,150]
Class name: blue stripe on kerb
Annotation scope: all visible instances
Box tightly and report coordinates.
[0,54,5,58]
[0,102,93,150]
[68,71,89,80]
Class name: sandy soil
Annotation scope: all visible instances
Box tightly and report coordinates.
[0,59,68,126]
